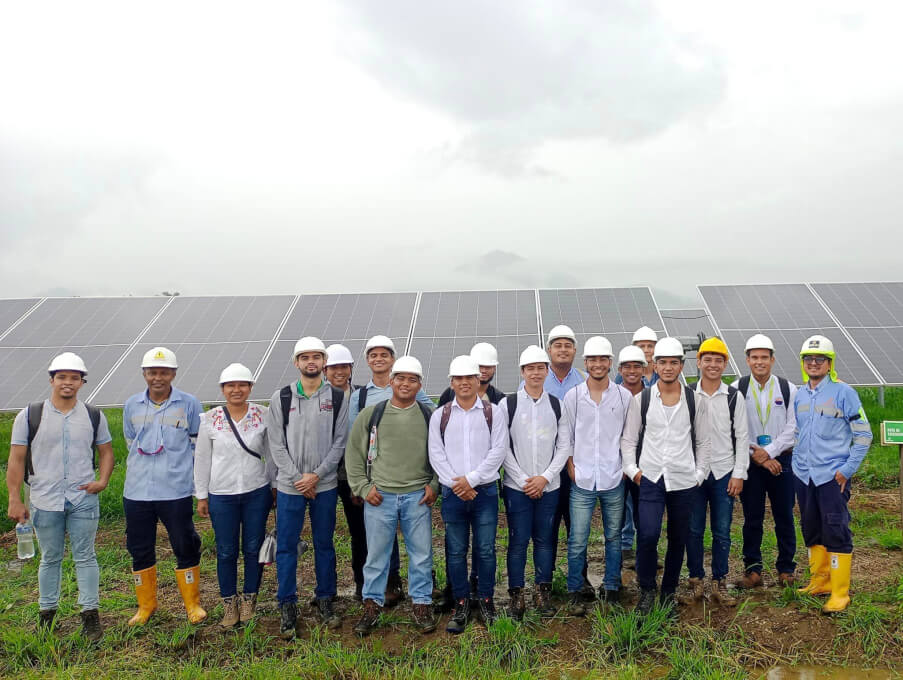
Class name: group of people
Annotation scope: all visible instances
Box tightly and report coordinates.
[5,321,872,641]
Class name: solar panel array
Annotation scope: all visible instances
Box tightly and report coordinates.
[3,282,899,410]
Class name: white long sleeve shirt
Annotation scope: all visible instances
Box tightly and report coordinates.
[194,404,274,499]
[501,390,570,493]
[428,398,507,488]
[621,384,711,492]
[731,375,798,458]
[559,381,633,492]
[694,382,750,480]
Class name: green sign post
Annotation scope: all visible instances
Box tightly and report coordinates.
[881,422,903,527]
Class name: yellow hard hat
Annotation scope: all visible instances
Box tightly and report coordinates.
[698,337,729,359]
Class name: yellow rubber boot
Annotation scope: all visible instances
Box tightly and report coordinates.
[175,566,208,624]
[128,566,158,626]
[822,552,852,613]
[797,545,831,596]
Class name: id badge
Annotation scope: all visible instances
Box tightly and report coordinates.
[757,434,772,447]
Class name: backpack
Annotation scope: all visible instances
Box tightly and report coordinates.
[357,386,368,413]
[279,384,344,447]
[25,401,101,485]
[438,400,493,444]
[364,400,434,482]
[737,375,791,411]
[505,392,560,462]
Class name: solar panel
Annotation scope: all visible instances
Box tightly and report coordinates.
[659,308,718,377]
[0,299,40,338]
[812,282,903,383]
[699,284,882,385]
[411,290,539,395]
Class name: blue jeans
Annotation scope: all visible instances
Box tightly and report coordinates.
[567,481,624,593]
[276,488,337,603]
[503,486,559,588]
[208,484,273,597]
[440,483,498,600]
[687,471,735,580]
[362,489,434,605]
[621,493,636,550]
[32,493,100,611]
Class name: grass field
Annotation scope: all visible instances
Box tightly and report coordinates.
[1,387,901,678]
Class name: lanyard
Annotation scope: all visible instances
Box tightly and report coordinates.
[752,378,774,428]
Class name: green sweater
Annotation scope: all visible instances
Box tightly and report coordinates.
[346,401,438,498]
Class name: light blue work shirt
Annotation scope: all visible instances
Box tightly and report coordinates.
[615,371,659,387]
[348,381,434,430]
[123,387,202,501]
[521,367,586,400]
[793,377,871,485]
[11,400,112,512]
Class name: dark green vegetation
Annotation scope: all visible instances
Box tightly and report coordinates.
[1,387,901,678]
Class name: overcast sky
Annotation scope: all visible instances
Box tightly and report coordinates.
[2,0,901,306]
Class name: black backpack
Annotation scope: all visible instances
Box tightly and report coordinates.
[504,393,561,462]
[279,384,344,447]
[25,401,101,485]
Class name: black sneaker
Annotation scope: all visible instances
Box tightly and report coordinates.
[353,599,381,637]
[579,576,596,602]
[279,602,298,639]
[568,592,587,617]
[600,587,621,605]
[316,597,341,629]
[38,609,56,630]
[477,597,497,626]
[446,598,470,634]
[635,588,657,616]
[79,609,103,642]
[435,581,454,614]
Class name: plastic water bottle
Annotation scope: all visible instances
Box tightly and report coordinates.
[16,522,35,560]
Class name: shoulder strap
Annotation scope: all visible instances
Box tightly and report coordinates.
[221,406,262,459]
[482,399,493,432]
[439,403,453,444]
[549,394,561,423]
[636,388,651,465]
[331,386,344,438]
[727,386,738,455]
[86,404,101,471]
[25,401,44,484]
[279,385,292,444]
[684,385,697,460]
[417,402,433,428]
[505,393,518,460]
[367,400,389,432]
[738,375,750,398]
[357,386,368,413]
[778,377,790,407]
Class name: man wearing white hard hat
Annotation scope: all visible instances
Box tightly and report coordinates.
[616,326,660,387]
[559,337,633,615]
[6,353,114,640]
[346,356,439,636]
[429,355,507,633]
[617,345,648,569]
[500,346,569,620]
[438,342,506,407]
[194,364,274,627]
[793,335,871,614]
[265,337,349,636]
[620,338,710,616]
[731,334,799,591]
[347,335,433,607]
[122,347,206,626]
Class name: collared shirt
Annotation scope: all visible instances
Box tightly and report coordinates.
[695,382,750,480]
[11,400,112,512]
[732,375,798,458]
[526,366,585,400]
[123,387,202,502]
[793,377,871,485]
[428,397,507,488]
[621,383,711,492]
[194,403,274,498]
[615,371,659,387]
[502,389,569,492]
[438,384,505,407]
[559,381,632,492]
[348,380,434,430]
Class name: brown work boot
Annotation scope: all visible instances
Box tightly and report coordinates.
[384,571,405,608]
[778,572,796,587]
[534,583,556,618]
[412,603,438,634]
[710,578,737,606]
[353,599,381,637]
[508,587,526,620]
[734,571,763,590]
[79,609,103,642]
[678,577,705,605]
[239,593,257,622]
[220,596,240,628]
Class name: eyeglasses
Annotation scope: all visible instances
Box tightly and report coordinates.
[802,355,829,365]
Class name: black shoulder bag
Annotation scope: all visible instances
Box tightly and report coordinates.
[221,407,262,460]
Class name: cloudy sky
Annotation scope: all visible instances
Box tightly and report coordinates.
[2,0,901,306]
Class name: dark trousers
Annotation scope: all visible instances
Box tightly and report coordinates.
[740,453,797,574]
[124,496,201,571]
[208,484,272,597]
[635,477,695,594]
[503,486,559,588]
[794,476,853,553]
[550,469,588,583]
[337,478,400,587]
[441,483,498,600]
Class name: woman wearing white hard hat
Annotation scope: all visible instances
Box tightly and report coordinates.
[195,363,273,627]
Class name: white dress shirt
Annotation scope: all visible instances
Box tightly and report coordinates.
[559,380,632,492]
[695,382,750,480]
[195,403,274,499]
[428,397,507,488]
[621,383,711,492]
[502,390,570,493]
[731,375,798,458]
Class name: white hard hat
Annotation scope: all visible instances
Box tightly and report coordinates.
[547,324,577,346]
[293,336,327,359]
[519,345,550,367]
[745,334,775,353]
[219,363,255,384]
[800,335,835,357]
[325,344,354,367]
[48,352,88,375]
[583,336,614,357]
[632,326,658,343]
[618,345,648,366]
[142,346,178,369]
[390,355,424,379]
[653,337,685,360]
[470,342,499,366]
[448,355,480,377]
[365,335,396,355]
